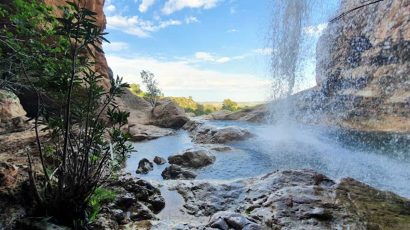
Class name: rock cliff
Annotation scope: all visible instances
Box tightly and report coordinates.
[44,0,110,89]
[314,0,410,132]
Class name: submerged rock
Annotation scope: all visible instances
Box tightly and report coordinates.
[168,149,215,168]
[161,165,197,180]
[153,156,166,165]
[136,158,154,174]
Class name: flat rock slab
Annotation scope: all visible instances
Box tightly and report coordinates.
[128,123,174,141]
[183,120,253,144]
[168,169,410,229]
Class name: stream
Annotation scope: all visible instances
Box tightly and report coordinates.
[126,120,410,198]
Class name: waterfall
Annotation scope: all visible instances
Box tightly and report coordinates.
[268,0,312,124]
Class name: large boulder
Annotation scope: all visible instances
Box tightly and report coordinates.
[161,165,197,180]
[150,98,189,129]
[128,124,174,141]
[168,149,215,168]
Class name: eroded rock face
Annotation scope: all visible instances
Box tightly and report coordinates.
[150,98,189,129]
[44,0,110,90]
[314,0,410,132]
[183,120,253,144]
[168,149,215,168]
[170,169,410,229]
[161,165,197,180]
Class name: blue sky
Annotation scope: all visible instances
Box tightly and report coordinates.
[103,0,339,102]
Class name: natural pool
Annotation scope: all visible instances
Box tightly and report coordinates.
[126,120,410,198]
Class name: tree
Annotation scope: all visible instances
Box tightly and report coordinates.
[140,70,161,107]
[222,98,239,111]
[1,1,132,227]
[129,83,144,97]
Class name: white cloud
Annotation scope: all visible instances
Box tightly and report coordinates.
[303,23,328,37]
[162,0,220,15]
[106,15,183,37]
[103,42,129,52]
[194,52,242,64]
[139,0,156,13]
[193,49,272,64]
[106,55,270,101]
[185,16,199,24]
[253,48,273,56]
[105,4,116,13]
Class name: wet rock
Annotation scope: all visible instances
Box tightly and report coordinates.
[136,158,154,174]
[115,192,137,210]
[209,211,261,230]
[153,156,166,165]
[168,149,215,168]
[313,0,410,132]
[170,169,410,229]
[130,203,156,221]
[161,165,197,180]
[209,218,229,230]
[149,194,166,214]
[150,98,189,129]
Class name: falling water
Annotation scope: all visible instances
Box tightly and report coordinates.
[269,0,311,123]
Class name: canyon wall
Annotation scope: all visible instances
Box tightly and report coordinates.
[44,0,110,89]
[312,0,410,132]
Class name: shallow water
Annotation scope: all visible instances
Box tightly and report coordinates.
[126,120,410,198]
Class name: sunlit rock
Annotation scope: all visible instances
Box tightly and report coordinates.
[168,149,215,168]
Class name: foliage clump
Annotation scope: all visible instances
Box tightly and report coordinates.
[140,70,162,107]
[222,98,239,111]
[0,0,132,227]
